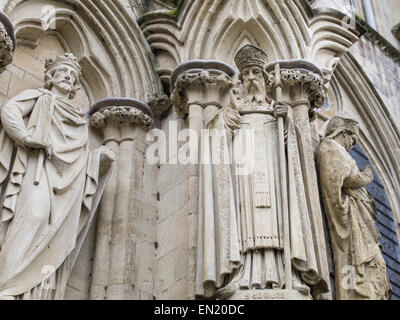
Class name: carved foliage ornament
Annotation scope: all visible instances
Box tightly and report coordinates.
[90,106,154,129]
[0,22,13,73]
[267,69,325,109]
[171,69,234,118]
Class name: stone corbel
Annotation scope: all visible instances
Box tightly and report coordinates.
[147,91,172,120]
[0,12,16,74]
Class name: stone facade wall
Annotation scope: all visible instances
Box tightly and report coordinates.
[350,38,400,128]
[0,0,6,11]
[349,0,400,51]
[155,110,190,299]
[370,0,400,51]
[1,0,400,300]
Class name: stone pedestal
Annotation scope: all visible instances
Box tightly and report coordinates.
[228,289,312,301]
[89,98,155,300]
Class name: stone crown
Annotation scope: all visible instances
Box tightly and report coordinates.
[45,52,82,75]
[234,45,268,71]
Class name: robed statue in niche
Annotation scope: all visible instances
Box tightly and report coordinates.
[317,116,391,300]
[0,53,113,300]
[196,45,329,300]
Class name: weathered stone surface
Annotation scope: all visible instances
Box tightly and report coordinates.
[157,205,188,259]
[1,0,400,301]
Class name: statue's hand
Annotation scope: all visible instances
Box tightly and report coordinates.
[22,136,53,159]
[230,88,241,111]
[274,102,289,120]
[362,165,374,182]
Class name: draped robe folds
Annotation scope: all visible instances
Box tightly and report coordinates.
[0,89,111,299]
[196,109,241,298]
[317,138,391,300]
[196,104,326,298]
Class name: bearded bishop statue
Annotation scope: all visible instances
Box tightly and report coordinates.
[0,53,113,300]
[196,45,329,300]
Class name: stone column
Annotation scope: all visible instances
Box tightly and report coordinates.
[170,61,235,298]
[0,12,16,74]
[266,60,331,299]
[89,98,155,300]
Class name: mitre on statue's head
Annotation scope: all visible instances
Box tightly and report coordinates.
[234,45,268,71]
[325,116,360,138]
[45,52,82,76]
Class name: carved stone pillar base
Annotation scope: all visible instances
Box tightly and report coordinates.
[227,289,312,301]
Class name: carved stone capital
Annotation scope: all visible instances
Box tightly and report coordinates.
[89,98,154,130]
[170,60,235,119]
[280,69,325,107]
[0,12,16,74]
[266,60,325,118]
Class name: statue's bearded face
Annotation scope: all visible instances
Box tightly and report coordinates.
[52,65,78,96]
[241,66,266,103]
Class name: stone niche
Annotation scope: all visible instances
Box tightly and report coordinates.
[0,0,399,301]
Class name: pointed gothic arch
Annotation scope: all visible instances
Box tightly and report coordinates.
[139,0,359,98]
[5,0,162,104]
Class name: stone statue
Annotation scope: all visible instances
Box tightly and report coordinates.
[222,45,290,295]
[0,53,114,300]
[196,45,328,300]
[317,116,391,300]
